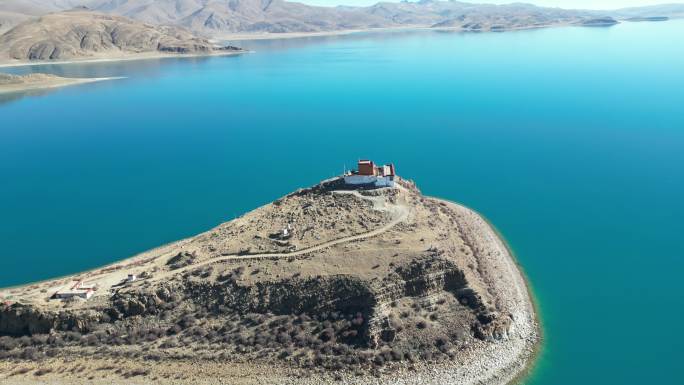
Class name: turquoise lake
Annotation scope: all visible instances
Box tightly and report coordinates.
[1,19,683,384]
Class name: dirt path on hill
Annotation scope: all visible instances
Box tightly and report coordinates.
[154,190,410,279]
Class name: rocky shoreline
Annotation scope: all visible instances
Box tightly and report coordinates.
[0,49,247,69]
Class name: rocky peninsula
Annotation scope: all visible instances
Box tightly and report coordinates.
[580,17,620,27]
[0,173,539,385]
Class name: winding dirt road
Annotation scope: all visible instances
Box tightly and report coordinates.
[162,190,410,276]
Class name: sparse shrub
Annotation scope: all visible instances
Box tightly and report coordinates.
[438,343,451,354]
[332,343,349,356]
[341,329,358,339]
[17,336,31,347]
[34,368,53,376]
[278,348,292,359]
[179,315,197,328]
[125,368,150,378]
[144,353,162,361]
[391,349,403,361]
[64,331,82,342]
[333,320,350,333]
[30,334,48,346]
[83,334,99,346]
[0,336,19,351]
[20,347,40,360]
[125,333,139,345]
[10,367,32,376]
[381,349,393,362]
[358,351,373,364]
[319,343,333,355]
[246,313,267,326]
[331,360,344,371]
[276,332,291,344]
[112,336,127,345]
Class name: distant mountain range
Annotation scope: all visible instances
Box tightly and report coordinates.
[1,1,683,37]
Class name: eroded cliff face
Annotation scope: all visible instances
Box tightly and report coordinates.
[1,253,509,351]
[0,304,102,336]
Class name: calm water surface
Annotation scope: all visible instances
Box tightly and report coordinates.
[1,20,683,385]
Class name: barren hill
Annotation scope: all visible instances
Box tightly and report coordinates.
[0,10,242,62]
[0,176,538,385]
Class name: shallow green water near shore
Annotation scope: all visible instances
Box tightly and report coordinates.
[2,20,683,385]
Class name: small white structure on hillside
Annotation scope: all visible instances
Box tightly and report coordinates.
[279,223,293,239]
[127,274,137,283]
[54,281,96,300]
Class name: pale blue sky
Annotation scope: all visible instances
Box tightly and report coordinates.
[298,0,682,10]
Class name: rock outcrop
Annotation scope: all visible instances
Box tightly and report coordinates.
[0,303,101,335]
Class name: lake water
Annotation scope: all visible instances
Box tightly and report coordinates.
[1,20,683,385]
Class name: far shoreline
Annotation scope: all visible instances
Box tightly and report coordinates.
[215,20,610,43]
[0,50,248,69]
[0,76,123,94]
[0,19,644,70]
